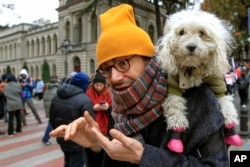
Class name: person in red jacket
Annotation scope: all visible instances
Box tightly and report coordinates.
[86,73,112,135]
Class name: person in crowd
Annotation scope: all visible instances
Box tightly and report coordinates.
[4,74,23,137]
[224,70,235,95]
[41,76,58,145]
[237,69,250,106]
[19,69,42,124]
[50,4,230,167]
[34,76,45,100]
[49,72,95,167]
[0,76,6,135]
[86,73,112,135]
[230,68,237,95]
[0,74,8,123]
[0,79,6,120]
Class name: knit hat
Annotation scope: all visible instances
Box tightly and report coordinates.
[70,72,89,91]
[96,4,154,67]
[6,74,17,82]
[93,73,106,84]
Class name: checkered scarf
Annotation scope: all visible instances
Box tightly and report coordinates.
[111,56,167,136]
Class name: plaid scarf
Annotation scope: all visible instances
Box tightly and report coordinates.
[111,56,167,136]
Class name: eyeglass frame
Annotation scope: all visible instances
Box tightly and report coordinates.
[96,55,135,78]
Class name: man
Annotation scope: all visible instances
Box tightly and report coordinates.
[50,4,229,167]
[41,76,58,145]
[49,72,94,167]
[34,76,45,100]
[4,74,23,137]
[19,69,42,124]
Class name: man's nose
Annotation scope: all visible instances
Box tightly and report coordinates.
[110,67,123,81]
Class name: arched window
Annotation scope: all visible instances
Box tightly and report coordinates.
[90,59,95,74]
[26,41,30,58]
[91,13,97,42]
[35,65,39,79]
[65,21,70,39]
[76,17,82,44]
[31,40,35,57]
[136,20,140,26]
[41,37,45,56]
[36,38,40,56]
[74,57,81,72]
[53,34,57,54]
[148,24,155,43]
[30,66,34,78]
[52,64,57,76]
[0,47,2,61]
[9,45,12,60]
[47,36,52,54]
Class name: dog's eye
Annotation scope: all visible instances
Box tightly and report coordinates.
[199,31,204,37]
[179,30,184,36]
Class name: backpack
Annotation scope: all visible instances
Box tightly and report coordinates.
[238,78,248,90]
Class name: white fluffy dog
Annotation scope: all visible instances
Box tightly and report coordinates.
[156,10,242,153]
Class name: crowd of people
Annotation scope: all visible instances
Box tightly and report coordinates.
[0,4,248,167]
[224,62,250,107]
[0,69,44,136]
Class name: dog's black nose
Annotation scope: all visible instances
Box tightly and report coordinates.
[187,44,196,52]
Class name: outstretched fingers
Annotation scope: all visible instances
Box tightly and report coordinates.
[64,117,84,140]
[84,111,100,131]
[49,125,67,138]
[109,129,134,147]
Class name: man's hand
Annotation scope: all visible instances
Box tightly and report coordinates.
[50,111,102,152]
[91,127,144,164]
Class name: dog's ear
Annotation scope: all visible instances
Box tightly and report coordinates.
[211,19,233,76]
[155,35,178,75]
[212,40,231,76]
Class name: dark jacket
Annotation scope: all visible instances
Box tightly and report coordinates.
[49,84,94,152]
[85,85,229,167]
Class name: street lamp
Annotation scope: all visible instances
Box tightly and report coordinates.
[60,39,72,77]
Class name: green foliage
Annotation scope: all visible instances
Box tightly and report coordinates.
[161,0,195,15]
[201,0,250,59]
[6,65,12,74]
[201,0,248,32]
[42,59,51,83]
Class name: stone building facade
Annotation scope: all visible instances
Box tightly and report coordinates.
[0,0,158,80]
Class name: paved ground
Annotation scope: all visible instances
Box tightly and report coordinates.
[0,92,250,167]
[0,99,63,167]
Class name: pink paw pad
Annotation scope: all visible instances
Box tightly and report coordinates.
[225,134,243,146]
[167,139,184,153]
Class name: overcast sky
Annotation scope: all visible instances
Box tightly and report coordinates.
[0,0,59,26]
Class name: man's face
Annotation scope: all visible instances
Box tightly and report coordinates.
[20,74,26,79]
[100,56,147,91]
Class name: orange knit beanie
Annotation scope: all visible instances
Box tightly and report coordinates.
[96,4,155,67]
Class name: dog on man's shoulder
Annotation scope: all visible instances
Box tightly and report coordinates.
[156,10,242,153]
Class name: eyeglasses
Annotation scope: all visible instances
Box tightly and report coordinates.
[97,56,135,78]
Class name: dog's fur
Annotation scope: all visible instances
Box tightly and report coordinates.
[156,10,238,133]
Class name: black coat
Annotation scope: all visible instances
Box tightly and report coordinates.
[49,84,94,152]
[0,92,6,119]
[85,85,229,167]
